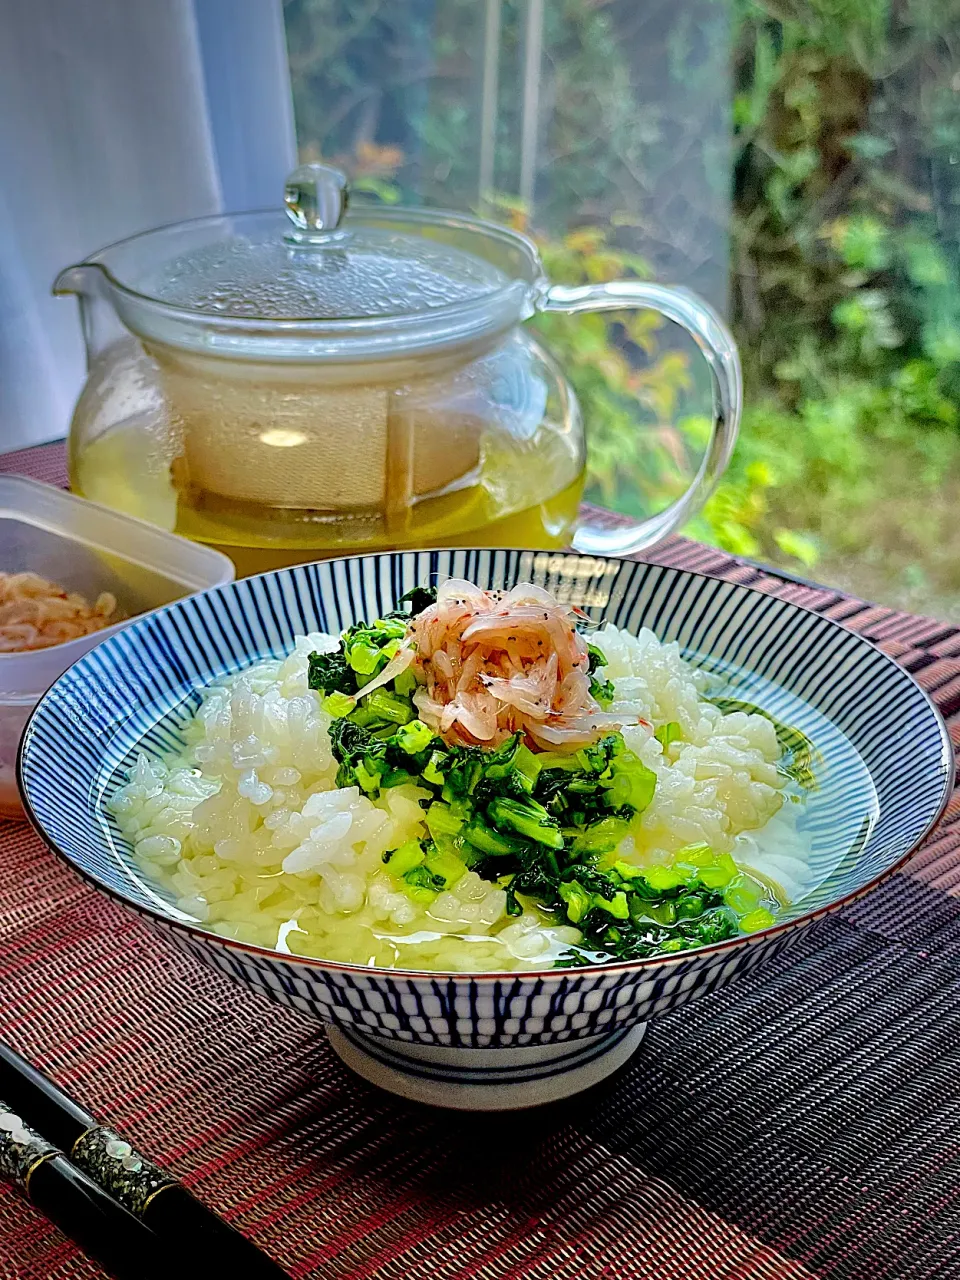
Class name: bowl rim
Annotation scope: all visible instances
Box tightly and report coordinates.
[17,547,956,984]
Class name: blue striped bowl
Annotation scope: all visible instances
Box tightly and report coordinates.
[18,550,952,1109]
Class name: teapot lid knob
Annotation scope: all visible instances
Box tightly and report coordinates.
[283,163,349,243]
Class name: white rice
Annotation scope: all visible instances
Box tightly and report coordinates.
[108,624,795,971]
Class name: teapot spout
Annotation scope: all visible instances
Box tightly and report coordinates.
[53,262,108,298]
[53,262,126,369]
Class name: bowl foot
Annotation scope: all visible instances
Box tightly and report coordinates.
[326,1023,646,1110]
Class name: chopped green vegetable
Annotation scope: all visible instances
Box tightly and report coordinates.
[554,947,595,968]
[488,796,565,850]
[322,691,356,717]
[384,840,426,876]
[422,751,447,786]
[587,644,608,671]
[690,906,741,943]
[569,816,629,857]
[613,859,645,881]
[532,735,646,829]
[307,650,355,696]
[501,877,523,916]
[362,689,414,726]
[654,722,682,749]
[514,744,541,786]
[442,751,485,802]
[344,703,383,729]
[578,736,622,775]
[634,899,677,925]
[482,733,522,780]
[424,802,464,841]
[394,585,437,616]
[602,755,657,814]
[590,674,616,705]
[400,864,445,903]
[535,751,583,773]
[723,874,764,914]
[559,879,593,924]
[393,668,417,697]
[586,643,616,705]
[675,843,714,867]
[424,846,467,889]
[339,618,405,684]
[642,863,692,892]
[355,761,382,794]
[347,640,384,676]
[594,890,630,920]
[380,618,407,638]
[327,718,387,791]
[308,606,411,702]
[739,907,777,932]
[698,853,738,889]
[380,768,418,788]
[462,817,525,857]
[394,719,434,753]
[675,893,706,919]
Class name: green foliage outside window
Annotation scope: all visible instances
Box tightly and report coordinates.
[284,0,960,611]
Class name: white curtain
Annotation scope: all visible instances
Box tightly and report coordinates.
[0,0,296,451]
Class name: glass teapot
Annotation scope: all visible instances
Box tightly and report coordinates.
[56,164,741,576]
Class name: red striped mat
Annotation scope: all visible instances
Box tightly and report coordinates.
[2,442,959,1279]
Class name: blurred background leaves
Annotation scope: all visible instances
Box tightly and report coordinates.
[284,0,960,615]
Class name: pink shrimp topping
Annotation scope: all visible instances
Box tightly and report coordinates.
[0,571,119,653]
[407,579,630,751]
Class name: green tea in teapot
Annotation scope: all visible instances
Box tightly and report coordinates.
[59,163,741,574]
[71,336,585,577]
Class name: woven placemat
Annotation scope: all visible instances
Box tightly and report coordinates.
[2,443,960,1279]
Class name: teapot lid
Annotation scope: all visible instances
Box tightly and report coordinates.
[144,165,509,320]
[65,166,544,361]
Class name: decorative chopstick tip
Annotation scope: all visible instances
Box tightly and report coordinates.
[0,1102,58,1193]
[72,1125,175,1216]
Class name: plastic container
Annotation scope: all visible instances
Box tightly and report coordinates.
[0,476,234,817]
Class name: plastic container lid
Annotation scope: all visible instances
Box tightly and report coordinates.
[0,476,234,698]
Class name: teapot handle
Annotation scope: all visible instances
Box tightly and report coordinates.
[538,282,742,557]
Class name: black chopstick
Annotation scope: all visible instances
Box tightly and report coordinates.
[0,1098,167,1280]
[0,1044,291,1280]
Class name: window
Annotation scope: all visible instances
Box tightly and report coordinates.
[283,0,960,617]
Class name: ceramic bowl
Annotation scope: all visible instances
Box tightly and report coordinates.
[18,550,952,1110]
